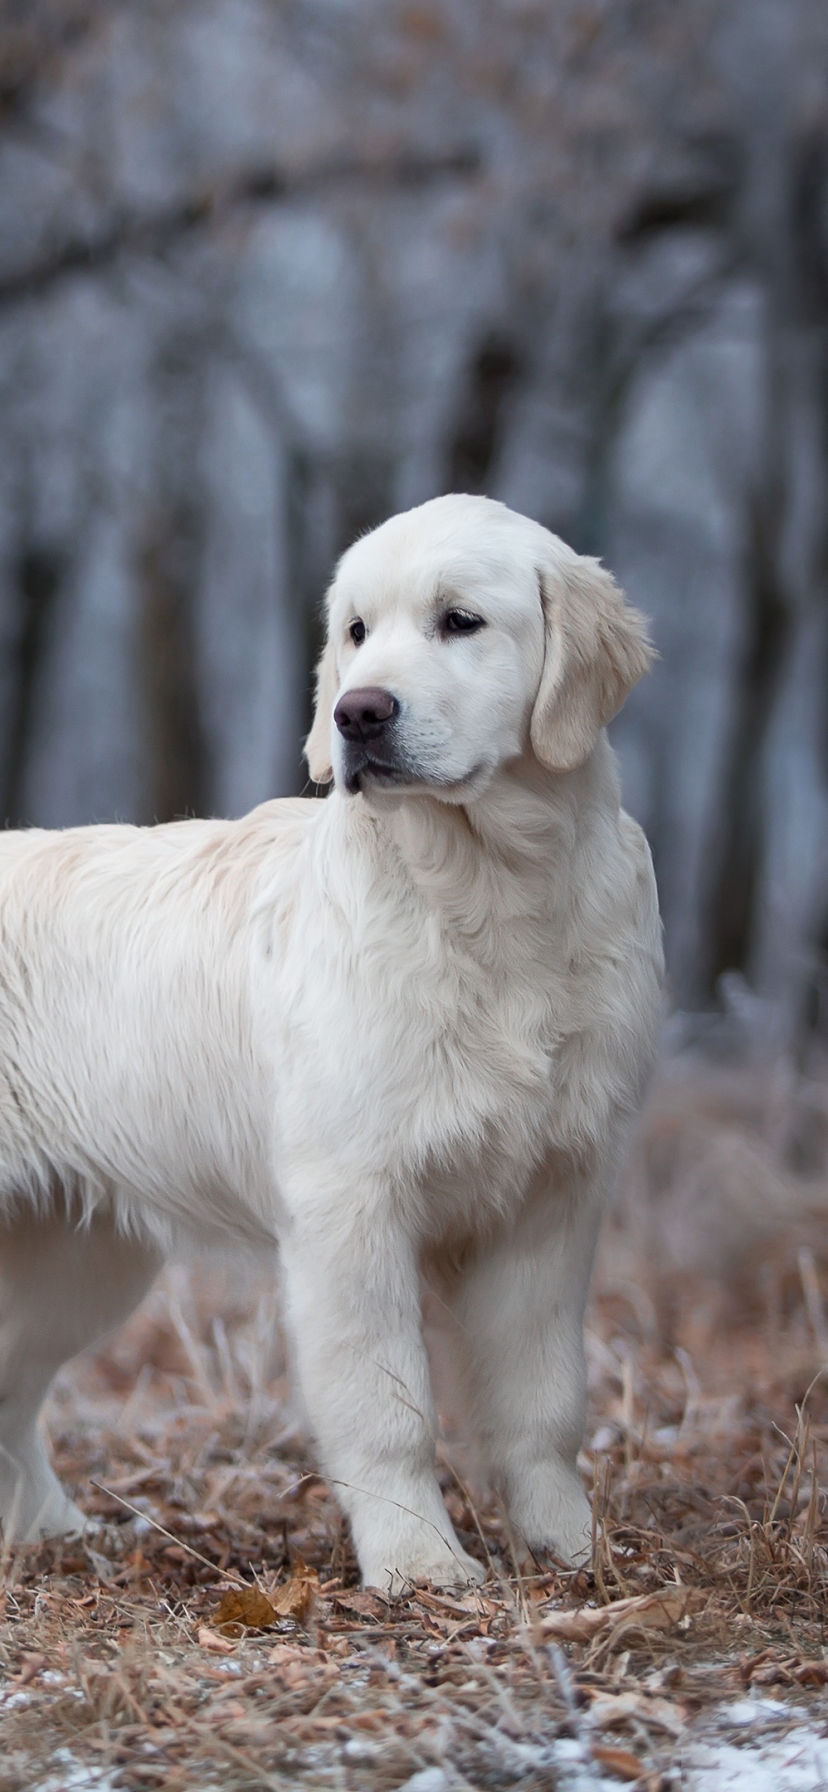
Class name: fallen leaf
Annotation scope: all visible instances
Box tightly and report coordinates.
[587,1690,686,1738]
[281,1714,349,1737]
[198,1625,237,1655]
[794,1660,828,1686]
[415,1589,482,1618]
[331,1590,388,1621]
[214,1585,277,1633]
[539,1586,703,1643]
[750,1660,789,1686]
[591,1743,644,1781]
[268,1642,306,1664]
[278,1661,313,1689]
[15,1654,46,1687]
[272,1557,319,1626]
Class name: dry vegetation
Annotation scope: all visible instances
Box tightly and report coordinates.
[5,1052,828,1789]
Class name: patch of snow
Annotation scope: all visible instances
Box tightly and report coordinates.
[341,1737,381,1763]
[719,1696,798,1728]
[0,1689,32,1708]
[548,1737,636,1791]
[30,1749,121,1792]
[397,1772,450,1792]
[684,1727,828,1791]
[547,1699,828,1792]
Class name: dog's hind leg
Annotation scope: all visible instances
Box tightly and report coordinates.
[0,1202,162,1542]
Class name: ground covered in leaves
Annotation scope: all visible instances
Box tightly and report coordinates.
[4,1053,828,1789]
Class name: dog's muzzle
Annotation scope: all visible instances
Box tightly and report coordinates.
[334,687,405,794]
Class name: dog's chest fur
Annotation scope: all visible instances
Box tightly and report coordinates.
[263,762,661,1242]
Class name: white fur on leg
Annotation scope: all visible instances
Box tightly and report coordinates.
[352,1508,485,1596]
[0,1424,87,1543]
[507,1462,593,1567]
[452,1176,601,1569]
[0,1207,161,1543]
[281,1189,482,1593]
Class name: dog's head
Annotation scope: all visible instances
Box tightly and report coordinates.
[305,494,652,801]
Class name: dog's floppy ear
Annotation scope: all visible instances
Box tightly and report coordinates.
[529,542,653,772]
[304,625,339,785]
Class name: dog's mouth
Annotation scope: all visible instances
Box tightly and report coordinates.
[342,749,490,801]
[343,754,413,796]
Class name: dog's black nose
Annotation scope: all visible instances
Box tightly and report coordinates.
[334,687,399,741]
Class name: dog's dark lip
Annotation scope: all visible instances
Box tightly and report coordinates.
[345,758,412,795]
[344,758,490,799]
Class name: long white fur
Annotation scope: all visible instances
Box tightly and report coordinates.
[0,494,663,1588]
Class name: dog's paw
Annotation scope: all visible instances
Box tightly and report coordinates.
[509,1466,593,1568]
[32,1498,89,1544]
[0,1436,90,1544]
[3,1492,89,1546]
[362,1541,485,1598]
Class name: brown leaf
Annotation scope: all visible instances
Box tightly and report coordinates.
[591,1744,644,1781]
[349,1710,387,1732]
[587,1690,686,1738]
[214,1585,277,1633]
[540,1586,703,1643]
[428,1591,496,1626]
[15,1653,46,1687]
[750,1660,789,1686]
[198,1624,237,1654]
[331,1590,388,1621]
[272,1557,319,1626]
[268,1642,313,1685]
[794,1660,828,1686]
[268,1642,306,1663]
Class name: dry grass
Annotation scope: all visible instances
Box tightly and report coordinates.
[5,1052,828,1788]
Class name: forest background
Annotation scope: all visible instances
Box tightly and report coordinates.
[2,0,828,1038]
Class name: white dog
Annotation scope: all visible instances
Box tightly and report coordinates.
[0,494,662,1589]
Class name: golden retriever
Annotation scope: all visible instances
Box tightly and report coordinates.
[0,494,662,1589]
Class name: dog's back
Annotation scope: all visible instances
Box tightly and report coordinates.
[0,802,309,1249]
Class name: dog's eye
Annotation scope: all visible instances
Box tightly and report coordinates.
[349,618,366,646]
[441,609,485,636]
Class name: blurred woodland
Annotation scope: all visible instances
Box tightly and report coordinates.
[0,0,828,1040]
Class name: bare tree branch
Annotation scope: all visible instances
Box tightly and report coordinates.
[0,145,481,310]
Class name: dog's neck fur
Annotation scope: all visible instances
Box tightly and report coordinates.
[359,734,620,948]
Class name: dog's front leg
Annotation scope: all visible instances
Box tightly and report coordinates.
[280,1184,482,1594]
[455,1170,602,1567]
